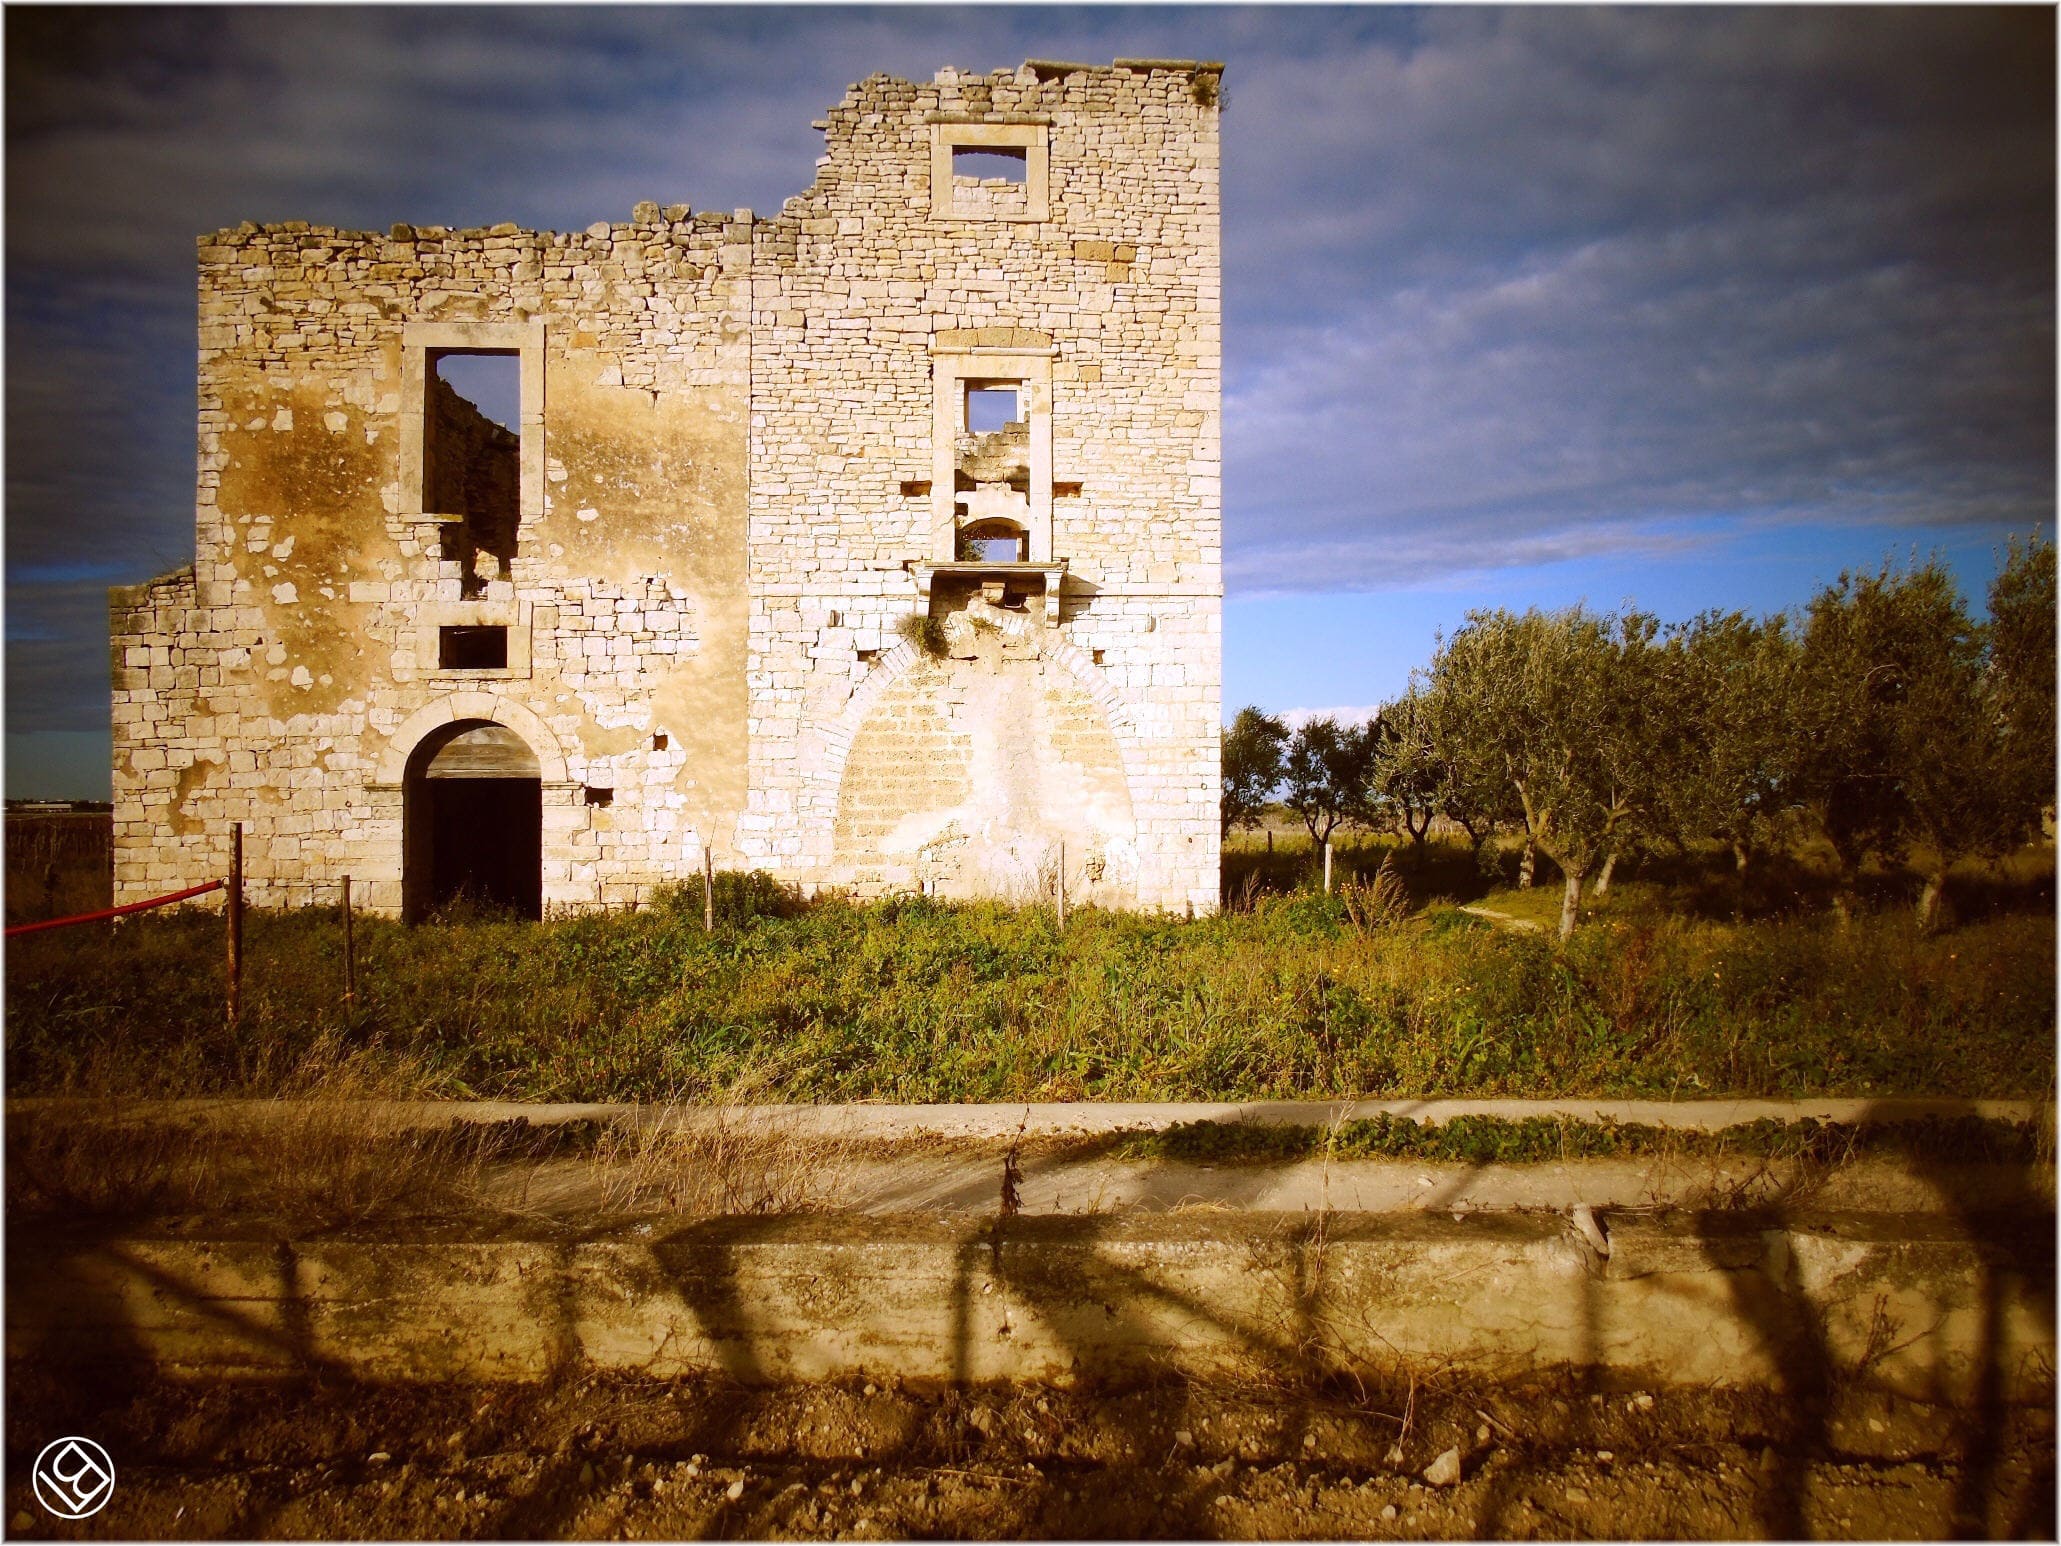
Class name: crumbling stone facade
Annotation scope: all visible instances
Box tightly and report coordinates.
[111,59,1222,917]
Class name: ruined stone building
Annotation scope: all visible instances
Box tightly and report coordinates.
[111,60,1222,919]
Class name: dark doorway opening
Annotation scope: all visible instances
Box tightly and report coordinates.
[403,720,542,921]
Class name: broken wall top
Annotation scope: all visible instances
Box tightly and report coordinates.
[196,59,1222,257]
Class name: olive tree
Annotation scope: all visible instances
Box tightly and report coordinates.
[1368,688,1440,850]
[1220,706,1288,839]
[1653,610,1801,874]
[1987,535,2057,831]
[1419,622,1536,880]
[1791,558,2032,927]
[1281,715,1377,849]
[1427,607,1639,937]
[1888,544,2057,929]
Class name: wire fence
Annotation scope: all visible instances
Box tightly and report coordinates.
[2,879,223,937]
[5,823,259,1026]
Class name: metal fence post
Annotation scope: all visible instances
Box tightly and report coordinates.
[226,822,243,1026]
[703,844,714,934]
[341,874,356,1009]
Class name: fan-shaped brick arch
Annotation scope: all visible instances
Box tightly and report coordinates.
[812,622,1145,900]
[801,624,1140,815]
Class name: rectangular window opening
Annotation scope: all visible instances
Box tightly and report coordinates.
[584,786,614,808]
[426,350,522,574]
[952,146,1027,185]
[439,624,509,671]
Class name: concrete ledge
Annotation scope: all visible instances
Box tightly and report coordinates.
[7,1095,2049,1142]
[9,1212,2051,1402]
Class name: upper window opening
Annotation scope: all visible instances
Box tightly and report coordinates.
[426,349,521,589]
[436,353,520,431]
[953,147,1027,185]
[931,122,1048,222]
[965,385,1020,434]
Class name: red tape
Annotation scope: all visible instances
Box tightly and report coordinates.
[5,879,226,938]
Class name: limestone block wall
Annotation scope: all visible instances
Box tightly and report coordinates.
[113,211,754,910]
[740,61,1223,912]
[112,58,1222,917]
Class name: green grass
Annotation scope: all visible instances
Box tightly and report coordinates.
[1116,1114,2049,1167]
[5,859,2052,1103]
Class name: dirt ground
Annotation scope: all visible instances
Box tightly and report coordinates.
[6,1366,2052,1541]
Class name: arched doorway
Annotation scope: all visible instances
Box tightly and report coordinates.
[403,719,541,921]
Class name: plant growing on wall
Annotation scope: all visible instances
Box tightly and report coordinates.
[896,612,950,660]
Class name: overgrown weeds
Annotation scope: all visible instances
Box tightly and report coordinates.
[7,1034,497,1226]
[5,861,2051,1104]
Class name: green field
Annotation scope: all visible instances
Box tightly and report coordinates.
[6,839,2052,1104]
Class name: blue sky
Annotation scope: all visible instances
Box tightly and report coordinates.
[7,5,2054,795]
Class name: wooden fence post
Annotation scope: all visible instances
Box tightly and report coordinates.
[703,844,714,934]
[341,874,356,1009]
[1056,839,1067,930]
[226,822,243,1026]
[1323,837,1333,895]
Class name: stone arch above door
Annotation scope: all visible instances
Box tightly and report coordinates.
[376,691,569,786]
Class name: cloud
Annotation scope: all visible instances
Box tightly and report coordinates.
[1217,8,2054,593]
[3,5,2052,745]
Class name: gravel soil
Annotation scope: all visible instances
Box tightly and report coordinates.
[6,1367,2052,1540]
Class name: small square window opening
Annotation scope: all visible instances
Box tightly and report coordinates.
[584,786,614,808]
[439,625,509,670]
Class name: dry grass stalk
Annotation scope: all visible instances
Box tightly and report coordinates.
[8,1031,490,1227]
[588,1094,873,1216]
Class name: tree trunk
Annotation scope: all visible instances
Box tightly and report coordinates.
[1594,849,1619,898]
[1830,863,1857,929]
[1558,867,1584,940]
[1917,866,1949,933]
[1517,838,1536,890]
